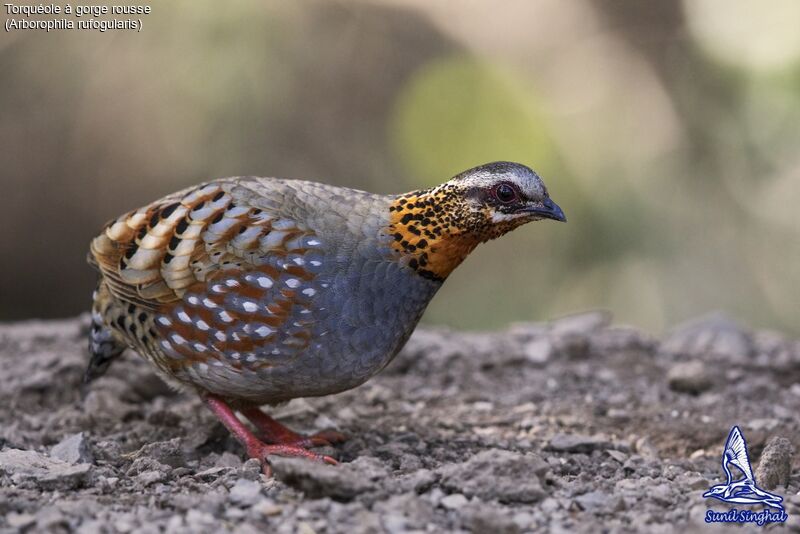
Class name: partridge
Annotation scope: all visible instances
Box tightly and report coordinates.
[86,161,565,474]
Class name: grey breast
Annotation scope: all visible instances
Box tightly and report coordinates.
[211,178,442,403]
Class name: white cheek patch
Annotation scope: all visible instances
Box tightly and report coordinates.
[490,211,527,223]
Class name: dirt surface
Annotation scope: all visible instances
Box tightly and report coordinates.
[1,312,798,533]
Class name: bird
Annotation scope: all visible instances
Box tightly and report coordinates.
[703,426,784,510]
[86,161,566,474]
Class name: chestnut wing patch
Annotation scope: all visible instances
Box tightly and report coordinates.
[89,181,328,369]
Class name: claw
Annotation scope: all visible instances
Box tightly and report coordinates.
[240,405,348,448]
[289,430,348,448]
[204,395,344,477]
[249,443,339,475]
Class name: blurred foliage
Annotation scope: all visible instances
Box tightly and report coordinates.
[391,57,555,186]
[0,0,798,335]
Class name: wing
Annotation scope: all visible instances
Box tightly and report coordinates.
[89,178,328,369]
[723,426,754,481]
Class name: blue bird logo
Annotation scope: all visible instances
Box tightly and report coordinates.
[703,426,784,511]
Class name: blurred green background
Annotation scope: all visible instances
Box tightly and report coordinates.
[1,1,799,335]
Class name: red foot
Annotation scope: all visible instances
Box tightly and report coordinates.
[204,395,344,476]
[240,406,348,448]
[246,442,338,477]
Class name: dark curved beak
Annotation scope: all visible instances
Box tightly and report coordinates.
[524,198,567,222]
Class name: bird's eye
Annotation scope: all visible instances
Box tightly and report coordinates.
[494,183,518,203]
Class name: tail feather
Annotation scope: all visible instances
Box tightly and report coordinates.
[85,284,126,383]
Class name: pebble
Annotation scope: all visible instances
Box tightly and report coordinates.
[574,490,613,512]
[136,470,165,487]
[228,478,263,506]
[253,499,283,517]
[662,313,752,361]
[6,512,36,529]
[523,338,553,365]
[50,432,94,464]
[271,456,384,500]
[133,438,187,468]
[606,450,628,464]
[0,448,92,490]
[755,436,794,489]
[440,493,469,510]
[439,449,548,503]
[666,360,712,394]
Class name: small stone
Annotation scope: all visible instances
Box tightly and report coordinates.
[215,451,243,469]
[689,449,708,460]
[92,440,123,464]
[523,338,553,365]
[36,507,69,531]
[136,470,165,486]
[232,523,262,534]
[229,478,263,507]
[662,313,752,362]
[539,498,561,513]
[547,433,612,453]
[253,499,282,517]
[463,502,521,534]
[240,458,263,480]
[50,432,94,464]
[667,360,711,394]
[755,436,794,489]
[607,408,630,422]
[225,507,247,520]
[440,493,469,510]
[185,509,216,528]
[166,515,184,531]
[439,449,548,503]
[126,456,171,476]
[381,512,410,534]
[512,512,534,529]
[7,512,36,529]
[313,414,338,430]
[574,490,611,512]
[133,438,187,468]
[0,448,91,490]
[271,455,384,500]
[606,450,628,464]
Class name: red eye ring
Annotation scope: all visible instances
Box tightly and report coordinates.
[493,183,518,203]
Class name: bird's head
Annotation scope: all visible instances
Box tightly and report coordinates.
[449,161,566,227]
[388,161,565,281]
[703,485,726,498]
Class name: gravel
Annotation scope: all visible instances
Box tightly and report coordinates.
[0,312,799,532]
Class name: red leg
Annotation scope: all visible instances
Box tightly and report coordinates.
[204,395,338,476]
[240,406,347,448]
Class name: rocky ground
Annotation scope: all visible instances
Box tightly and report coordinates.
[0,312,798,533]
